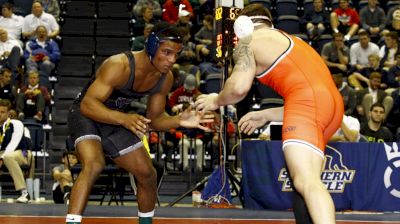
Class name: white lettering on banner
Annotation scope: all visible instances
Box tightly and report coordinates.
[278,146,355,193]
[383,143,400,198]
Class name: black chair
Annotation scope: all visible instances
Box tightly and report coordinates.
[64,1,95,18]
[249,0,272,9]
[12,0,33,16]
[278,15,300,34]
[303,0,314,15]
[204,73,222,94]
[276,0,298,16]
[358,0,368,10]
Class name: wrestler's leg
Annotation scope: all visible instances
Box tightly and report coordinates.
[113,146,157,213]
[68,139,106,215]
[284,145,335,224]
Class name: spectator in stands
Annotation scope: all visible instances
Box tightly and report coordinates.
[385,3,400,34]
[0,28,22,79]
[195,14,214,62]
[37,0,60,20]
[0,3,24,44]
[348,53,384,90]
[356,72,393,120]
[0,68,17,105]
[176,9,192,30]
[22,1,60,39]
[52,151,78,204]
[321,32,350,74]
[330,0,359,41]
[301,0,330,41]
[168,75,203,171]
[379,31,400,71]
[168,75,200,114]
[132,6,156,36]
[162,0,193,24]
[332,73,356,116]
[131,23,154,51]
[385,87,400,138]
[349,30,379,72]
[386,52,400,91]
[330,115,360,142]
[24,25,61,78]
[0,99,34,203]
[175,27,198,77]
[16,71,51,122]
[360,102,393,142]
[358,0,386,41]
[133,0,162,18]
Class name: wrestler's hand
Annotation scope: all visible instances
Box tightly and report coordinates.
[238,111,268,135]
[194,93,219,113]
[180,106,215,131]
[122,113,151,138]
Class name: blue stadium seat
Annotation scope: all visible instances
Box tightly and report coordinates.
[276,0,298,16]
[204,73,222,94]
[278,15,300,34]
[303,0,314,15]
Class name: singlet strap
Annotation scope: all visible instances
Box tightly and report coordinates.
[121,51,135,90]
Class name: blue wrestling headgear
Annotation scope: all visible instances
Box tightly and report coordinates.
[145,26,183,61]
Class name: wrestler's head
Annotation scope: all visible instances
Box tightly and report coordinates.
[234,4,273,38]
[145,22,183,73]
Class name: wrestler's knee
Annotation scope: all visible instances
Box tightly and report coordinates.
[135,166,157,186]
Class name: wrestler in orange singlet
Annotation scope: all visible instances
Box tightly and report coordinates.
[195,3,343,224]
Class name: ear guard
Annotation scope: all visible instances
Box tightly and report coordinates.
[145,31,161,61]
[234,15,273,39]
[145,29,182,61]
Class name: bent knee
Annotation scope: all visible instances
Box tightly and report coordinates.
[135,166,157,183]
[81,160,105,176]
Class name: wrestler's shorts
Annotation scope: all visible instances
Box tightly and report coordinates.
[68,104,143,158]
[282,87,344,158]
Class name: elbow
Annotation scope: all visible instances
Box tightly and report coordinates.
[80,99,91,117]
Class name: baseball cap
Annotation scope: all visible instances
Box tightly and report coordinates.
[184,75,196,91]
[179,9,191,17]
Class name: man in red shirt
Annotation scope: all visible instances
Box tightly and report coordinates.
[330,0,359,41]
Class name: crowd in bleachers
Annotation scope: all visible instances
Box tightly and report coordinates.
[0,0,60,125]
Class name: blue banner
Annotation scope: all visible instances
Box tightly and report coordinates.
[241,140,400,212]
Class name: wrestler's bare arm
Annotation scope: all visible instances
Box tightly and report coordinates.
[216,38,256,106]
[146,72,181,130]
[80,54,131,125]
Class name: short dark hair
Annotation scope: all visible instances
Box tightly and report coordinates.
[239,3,273,27]
[370,102,385,112]
[0,99,11,110]
[2,2,13,10]
[152,22,182,43]
[369,72,382,80]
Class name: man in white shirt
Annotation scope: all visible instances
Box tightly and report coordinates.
[22,1,59,39]
[0,28,22,78]
[349,30,379,71]
[0,3,24,43]
[330,115,360,142]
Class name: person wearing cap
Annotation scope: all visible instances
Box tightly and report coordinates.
[195,3,343,224]
[168,75,203,171]
[65,22,213,224]
[162,0,193,24]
